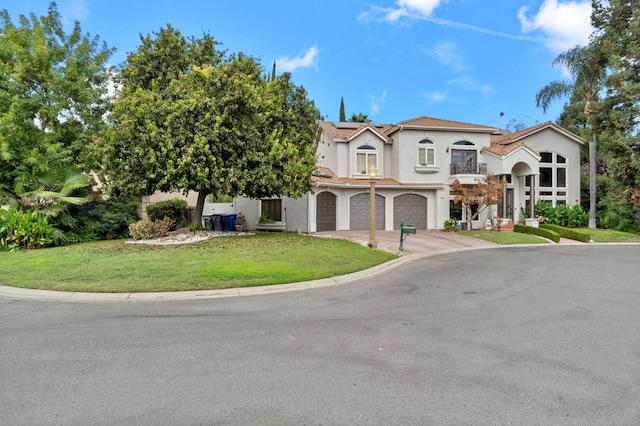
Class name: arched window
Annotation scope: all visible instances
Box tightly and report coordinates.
[356,144,377,175]
[418,139,435,166]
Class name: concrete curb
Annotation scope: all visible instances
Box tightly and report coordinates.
[1,242,639,303]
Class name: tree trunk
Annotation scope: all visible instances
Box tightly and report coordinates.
[194,190,208,229]
[589,133,597,229]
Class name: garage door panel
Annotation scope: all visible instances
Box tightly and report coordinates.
[350,194,385,230]
[316,192,336,232]
[394,195,427,230]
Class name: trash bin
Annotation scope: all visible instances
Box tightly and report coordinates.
[202,215,214,230]
[212,214,222,231]
[220,214,238,231]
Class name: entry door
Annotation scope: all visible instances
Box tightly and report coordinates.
[498,188,514,220]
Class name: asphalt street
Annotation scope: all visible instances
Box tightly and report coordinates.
[1,245,639,425]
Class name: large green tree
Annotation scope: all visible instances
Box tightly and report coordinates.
[536,46,604,229]
[591,0,640,191]
[0,3,114,193]
[101,26,319,225]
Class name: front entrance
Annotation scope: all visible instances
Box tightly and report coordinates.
[497,188,514,220]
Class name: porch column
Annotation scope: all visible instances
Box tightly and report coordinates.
[529,174,535,219]
[502,174,507,218]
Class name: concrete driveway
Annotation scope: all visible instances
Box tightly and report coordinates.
[314,229,498,255]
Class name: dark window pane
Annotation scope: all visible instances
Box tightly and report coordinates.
[557,155,566,163]
[540,167,552,187]
[541,152,553,163]
[261,199,282,222]
[557,167,566,187]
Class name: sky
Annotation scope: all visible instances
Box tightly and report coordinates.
[4,0,594,130]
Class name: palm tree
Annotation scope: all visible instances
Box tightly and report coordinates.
[349,112,369,123]
[536,46,604,229]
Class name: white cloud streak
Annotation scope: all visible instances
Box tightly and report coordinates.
[427,42,465,73]
[275,46,320,73]
[518,0,593,53]
[422,91,446,102]
[370,88,388,115]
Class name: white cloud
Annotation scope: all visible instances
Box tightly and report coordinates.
[358,0,444,23]
[360,3,542,44]
[518,0,593,52]
[422,91,446,102]
[427,42,465,73]
[370,88,388,115]
[396,0,444,17]
[275,46,319,73]
[448,77,492,94]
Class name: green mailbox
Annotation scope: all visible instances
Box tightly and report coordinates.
[399,220,416,255]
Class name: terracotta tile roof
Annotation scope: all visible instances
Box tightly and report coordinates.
[318,121,394,142]
[483,141,538,157]
[395,116,499,131]
[312,167,444,188]
[491,121,585,145]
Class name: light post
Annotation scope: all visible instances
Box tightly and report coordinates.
[368,164,378,248]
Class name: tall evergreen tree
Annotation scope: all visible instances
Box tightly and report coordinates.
[339,97,346,121]
[591,0,640,190]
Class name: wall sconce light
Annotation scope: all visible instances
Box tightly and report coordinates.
[446,146,449,153]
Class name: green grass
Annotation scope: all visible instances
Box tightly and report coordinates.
[458,230,550,244]
[573,228,640,243]
[0,233,397,293]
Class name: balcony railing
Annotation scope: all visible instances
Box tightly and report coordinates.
[450,163,487,175]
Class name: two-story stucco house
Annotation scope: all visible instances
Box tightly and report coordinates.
[235,116,584,232]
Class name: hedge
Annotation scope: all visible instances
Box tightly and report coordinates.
[514,224,561,243]
[540,224,592,242]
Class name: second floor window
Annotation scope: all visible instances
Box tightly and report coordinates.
[418,139,435,166]
[356,145,377,175]
[451,141,477,174]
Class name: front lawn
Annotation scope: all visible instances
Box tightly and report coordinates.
[458,230,549,244]
[0,233,397,293]
[573,228,640,243]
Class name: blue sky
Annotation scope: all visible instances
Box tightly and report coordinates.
[5,0,594,129]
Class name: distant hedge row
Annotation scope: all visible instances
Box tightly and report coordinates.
[514,224,561,243]
[540,224,592,243]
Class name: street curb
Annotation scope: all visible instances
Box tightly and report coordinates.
[1,243,639,302]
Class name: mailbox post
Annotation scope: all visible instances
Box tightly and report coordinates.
[399,220,416,256]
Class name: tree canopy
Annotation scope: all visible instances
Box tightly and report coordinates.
[592,0,640,190]
[0,3,114,193]
[100,26,319,224]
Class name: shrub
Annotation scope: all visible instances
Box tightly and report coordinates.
[540,224,592,242]
[514,224,561,243]
[146,198,188,229]
[128,220,155,240]
[443,218,458,232]
[0,208,54,251]
[522,201,588,228]
[67,197,140,241]
[128,217,175,240]
[151,216,175,238]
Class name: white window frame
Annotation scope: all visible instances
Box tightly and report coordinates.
[418,139,435,166]
[356,145,377,176]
